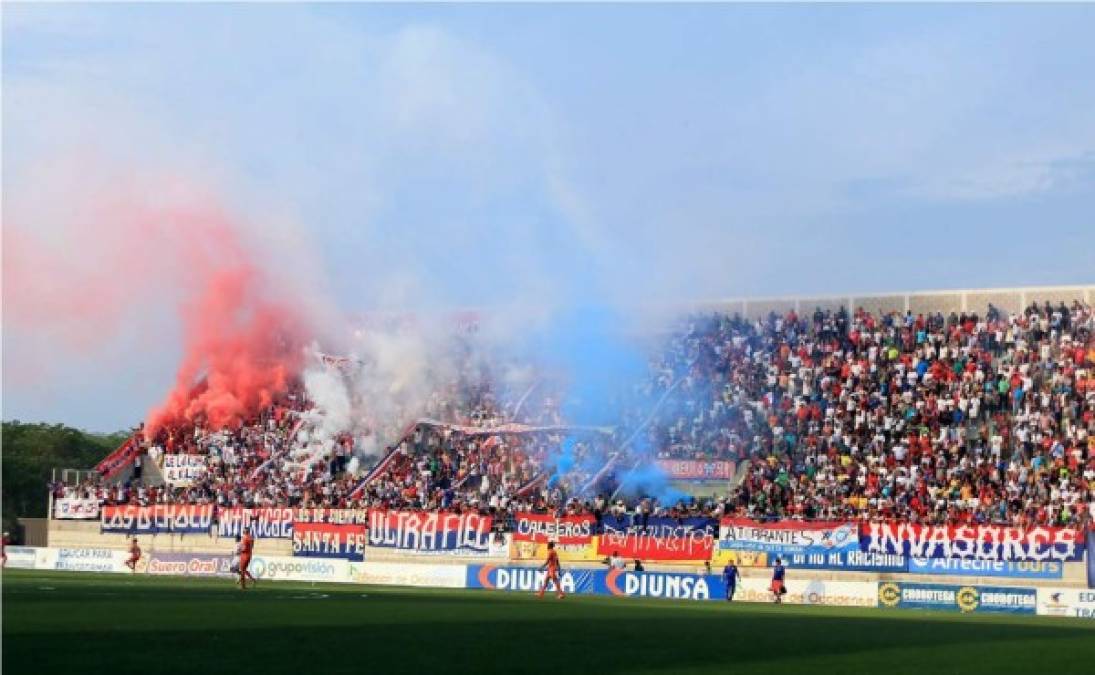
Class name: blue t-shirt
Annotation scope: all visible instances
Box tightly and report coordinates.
[723,564,738,584]
[773,564,786,581]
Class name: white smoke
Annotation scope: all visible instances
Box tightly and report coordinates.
[295,322,448,476]
[296,364,353,465]
[294,312,557,477]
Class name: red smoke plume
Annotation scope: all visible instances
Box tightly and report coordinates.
[4,168,313,436]
[143,265,308,437]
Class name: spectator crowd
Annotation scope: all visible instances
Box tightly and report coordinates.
[57,300,1095,530]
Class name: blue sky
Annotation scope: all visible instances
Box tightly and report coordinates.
[4,3,1094,430]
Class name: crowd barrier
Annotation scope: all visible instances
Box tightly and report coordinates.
[7,545,1092,619]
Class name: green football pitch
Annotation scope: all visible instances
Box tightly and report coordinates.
[3,569,1093,675]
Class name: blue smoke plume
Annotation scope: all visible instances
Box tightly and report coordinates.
[517,304,683,504]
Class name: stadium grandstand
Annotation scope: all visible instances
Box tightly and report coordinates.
[8,4,1095,673]
[12,285,1095,675]
[45,284,1094,532]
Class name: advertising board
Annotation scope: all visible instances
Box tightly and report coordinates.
[876,582,1036,614]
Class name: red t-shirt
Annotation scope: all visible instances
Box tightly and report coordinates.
[546,550,560,572]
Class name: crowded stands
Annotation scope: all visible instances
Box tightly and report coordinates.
[62,300,1094,530]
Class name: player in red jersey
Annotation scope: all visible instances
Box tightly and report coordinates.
[237,528,256,589]
[125,538,141,572]
[537,541,565,599]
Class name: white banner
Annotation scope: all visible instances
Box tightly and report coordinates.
[735,577,878,607]
[53,498,101,520]
[1036,588,1095,619]
[4,546,44,569]
[161,454,208,487]
[347,561,467,588]
[248,555,352,584]
[43,547,132,573]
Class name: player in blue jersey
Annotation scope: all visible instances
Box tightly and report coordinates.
[770,557,786,604]
[722,561,741,601]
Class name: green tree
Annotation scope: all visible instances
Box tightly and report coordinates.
[1,421,128,536]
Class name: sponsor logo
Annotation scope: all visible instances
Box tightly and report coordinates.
[908,558,1063,579]
[145,554,231,576]
[352,562,466,588]
[956,586,979,613]
[478,566,579,593]
[1040,591,1075,617]
[57,548,114,559]
[879,582,901,608]
[882,582,1035,614]
[250,557,338,579]
[477,565,497,589]
[4,546,39,569]
[50,548,128,573]
[605,570,711,601]
[1037,589,1095,618]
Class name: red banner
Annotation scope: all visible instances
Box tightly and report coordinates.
[597,517,718,561]
[291,522,367,561]
[656,460,735,480]
[513,513,595,545]
[96,437,142,479]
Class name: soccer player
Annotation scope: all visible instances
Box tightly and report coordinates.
[237,527,256,589]
[536,541,565,599]
[770,557,786,604]
[125,537,141,572]
[722,560,741,601]
[2,531,9,567]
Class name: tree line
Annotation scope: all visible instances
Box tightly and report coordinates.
[2,421,128,537]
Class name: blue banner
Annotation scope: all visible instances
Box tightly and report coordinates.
[465,565,596,594]
[1087,532,1095,589]
[465,565,727,601]
[594,569,723,601]
[909,558,1063,579]
[100,504,213,534]
[877,582,1036,614]
[784,549,908,573]
[369,510,493,553]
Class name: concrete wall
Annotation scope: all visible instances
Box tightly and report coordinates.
[18,518,49,547]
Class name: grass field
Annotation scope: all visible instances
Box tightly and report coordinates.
[3,569,1093,675]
